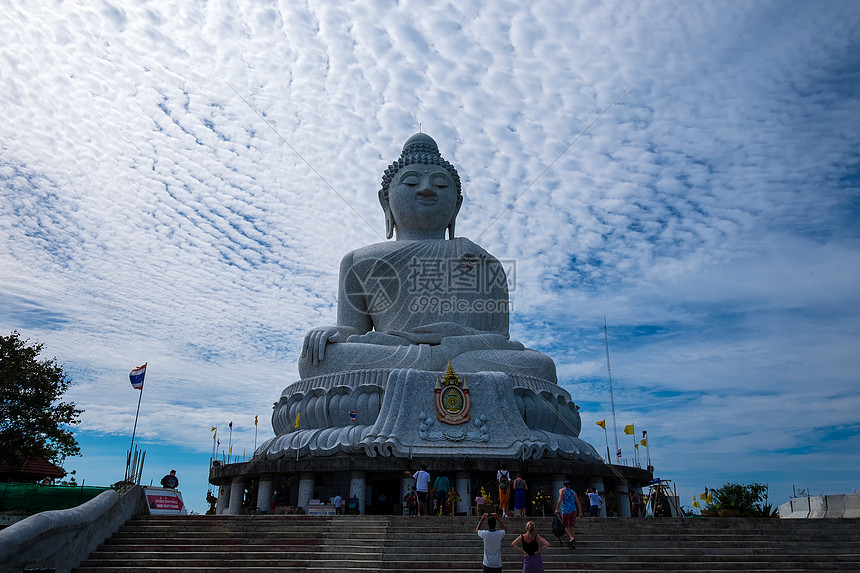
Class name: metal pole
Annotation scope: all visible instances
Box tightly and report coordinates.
[604,318,620,464]
[127,382,144,480]
[603,428,610,463]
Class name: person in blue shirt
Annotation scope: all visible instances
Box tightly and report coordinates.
[555,480,583,549]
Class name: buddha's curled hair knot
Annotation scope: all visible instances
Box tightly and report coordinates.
[380,133,461,199]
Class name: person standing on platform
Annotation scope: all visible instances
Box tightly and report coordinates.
[555,479,583,550]
[630,490,642,517]
[587,488,603,518]
[511,520,550,573]
[333,492,344,515]
[405,465,431,516]
[476,512,507,573]
[433,474,450,515]
[497,462,512,517]
[404,488,417,516]
[160,469,179,489]
[513,473,529,517]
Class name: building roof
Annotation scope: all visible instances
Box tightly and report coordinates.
[0,456,67,480]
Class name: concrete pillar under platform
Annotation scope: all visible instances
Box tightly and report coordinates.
[257,476,274,514]
[350,470,366,515]
[589,477,606,517]
[615,483,631,517]
[455,471,470,515]
[298,472,314,512]
[225,479,245,515]
[216,484,230,515]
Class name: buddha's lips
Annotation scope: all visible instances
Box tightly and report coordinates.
[416,191,437,201]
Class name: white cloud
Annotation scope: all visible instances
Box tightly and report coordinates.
[1,0,858,512]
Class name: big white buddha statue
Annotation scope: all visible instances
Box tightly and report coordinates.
[258,133,599,464]
[299,133,557,384]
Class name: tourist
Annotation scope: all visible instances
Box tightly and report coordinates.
[513,473,529,517]
[434,474,450,515]
[404,488,417,515]
[270,490,278,514]
[476,512,507,573]
[587,488,603,518]
[511,520,550,573]
[498,462,512,517]
[377,492,388,515]
[160,469,179,489]
[333,492,344,515]
[405,464,431,516]
[555,480,582,549]
[630,490,642,517]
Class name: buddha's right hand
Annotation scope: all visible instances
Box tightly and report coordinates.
[301,327,344,366]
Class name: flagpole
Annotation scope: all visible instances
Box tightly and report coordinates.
[604,319,621,464]
[129,384,143,455]
[643,430,652,470]
[603,427,610,463]
[210,428,217,464]
[253,416,258,454]
[129,372,145,463]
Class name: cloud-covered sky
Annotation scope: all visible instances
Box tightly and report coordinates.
[2,0,858,513]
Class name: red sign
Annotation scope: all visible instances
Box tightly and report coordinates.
[144,487,186,515]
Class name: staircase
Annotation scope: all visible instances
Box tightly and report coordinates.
[73,514,860,572]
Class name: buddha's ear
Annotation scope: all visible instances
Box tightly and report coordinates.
[379,190,395,239]
[447,194,463,240]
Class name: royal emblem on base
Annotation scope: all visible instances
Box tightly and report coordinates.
[435,362,470,425]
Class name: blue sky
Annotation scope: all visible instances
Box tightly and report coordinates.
[1,1,858,514]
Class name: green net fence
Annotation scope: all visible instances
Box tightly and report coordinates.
[0,483,112,513]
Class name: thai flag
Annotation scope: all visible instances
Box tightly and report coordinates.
[349,410,357,423]
[129,364,147,390]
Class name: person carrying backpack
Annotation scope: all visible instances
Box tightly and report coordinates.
[555,479,583,549]
[497,462,512,517]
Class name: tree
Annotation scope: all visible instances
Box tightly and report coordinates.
[710,482,768,516]
[0,331,83,466]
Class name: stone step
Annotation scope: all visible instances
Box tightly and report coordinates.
[112,529,390,536]
[72,515,860,573]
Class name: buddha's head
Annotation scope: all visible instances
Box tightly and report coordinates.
[379,133,462,239]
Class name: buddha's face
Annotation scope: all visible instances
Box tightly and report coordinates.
[386,164,460,233]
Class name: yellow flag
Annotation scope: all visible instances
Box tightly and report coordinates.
[692,499,701,509]
[640,438,648,447]
[254,415,258,426]
[624,424,635,435]
[634,443,639,450]
[596,420,606,430]
[294,412,300,429]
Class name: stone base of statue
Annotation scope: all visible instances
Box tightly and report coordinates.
[255,367,601,463]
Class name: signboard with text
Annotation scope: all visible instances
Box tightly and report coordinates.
[144,487,186,515]
[306,504,337,516]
